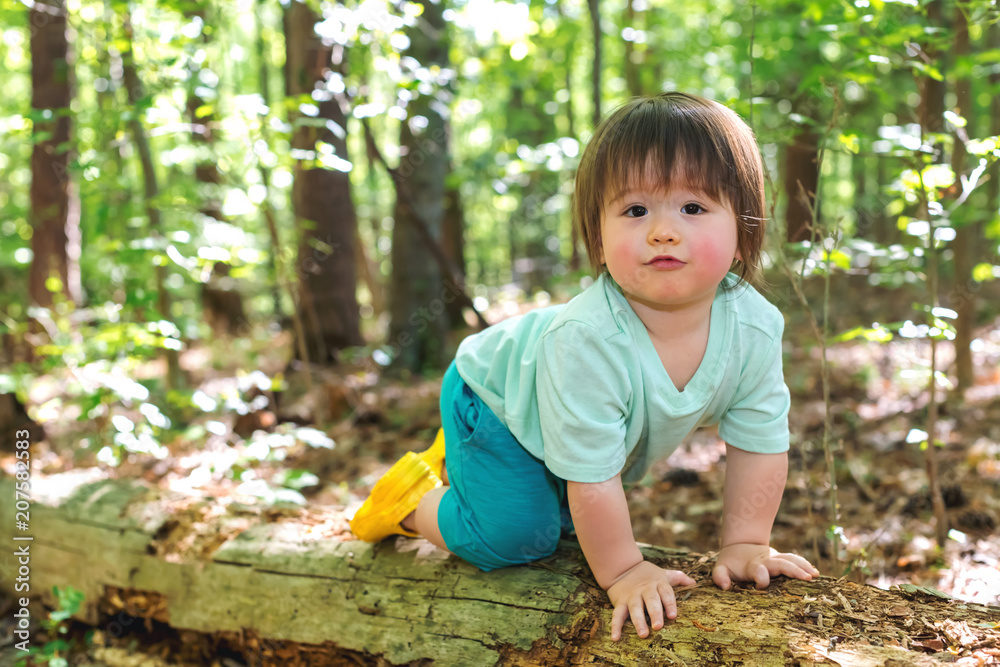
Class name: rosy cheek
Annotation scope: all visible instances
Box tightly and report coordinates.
[690,238,731,270]
[605,238,632,264]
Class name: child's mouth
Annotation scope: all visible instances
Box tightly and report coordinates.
[646,256,685,269]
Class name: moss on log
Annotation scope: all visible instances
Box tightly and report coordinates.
[1,472,998,666]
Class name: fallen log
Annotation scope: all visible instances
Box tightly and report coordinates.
[1,471,997,666]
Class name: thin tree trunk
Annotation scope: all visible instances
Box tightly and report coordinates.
[784,127,819,243]
[989,23,1000,237]
[121,11,183,391]
[950,5,975,392]
[623,0,641,97]
[29,0,79,309]
[98,0,128,242]
[362,134,386,317]
[185,8,223,223]
[506,85,524,281]
[284,0,362,367]
[255,0,282,320]
[254,8,311,402]
[557,0,581,272]
[441,174,467,327]
[587,0,601,128]
[388,0,453,373]
[917,0,948,547]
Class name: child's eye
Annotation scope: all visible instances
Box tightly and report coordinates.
[624,205,648,217]
[682,203,706,215]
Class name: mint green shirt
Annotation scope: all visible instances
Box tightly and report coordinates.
[454,273,790,484]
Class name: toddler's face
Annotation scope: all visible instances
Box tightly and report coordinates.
[600,175,739,314]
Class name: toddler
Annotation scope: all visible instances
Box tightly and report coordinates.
[351,92,819,642]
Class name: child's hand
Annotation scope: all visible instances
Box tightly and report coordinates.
[606,561,696,641]
[712,543,819,590]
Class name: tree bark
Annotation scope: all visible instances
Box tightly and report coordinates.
[586,0,601,128]
[916,0,948,548]
[989,22,1000,240]
[284,0,362,366]
[388,0,453,373]
[362,121,487,332]
[783,127,819,244]
[29,0,80,310]
[255,0,283,319]
[623,0,641,97]
[1,473,998,666]
[441,174,467,327]
[557,0,582,273]
[950,4,975,392]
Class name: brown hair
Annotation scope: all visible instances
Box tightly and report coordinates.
[573,92,767,287]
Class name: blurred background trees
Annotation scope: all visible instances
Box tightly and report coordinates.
[1,0,999,410]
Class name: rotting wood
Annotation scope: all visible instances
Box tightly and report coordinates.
[1,472,998,666]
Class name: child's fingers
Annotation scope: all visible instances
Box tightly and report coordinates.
[767,557,815,582]
[711,563,733,590]
[666,570,696,588]
[644,589,664,631]
[753,562,771,589]
[777,552,820,575]
[657,581,678,620]
[629,596,649,637]
[611,601,630,641]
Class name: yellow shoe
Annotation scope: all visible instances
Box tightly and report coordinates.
[350,452,442,542]
[418,428,446,479]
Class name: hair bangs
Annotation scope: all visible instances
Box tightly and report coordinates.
[598,100,739,209]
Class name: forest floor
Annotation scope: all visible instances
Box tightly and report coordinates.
[3,287,1000,665]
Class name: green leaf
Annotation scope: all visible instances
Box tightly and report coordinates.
[966,136,998,156]
[972,262,998,282]
[838,133,860,154]
[829,249,851,270]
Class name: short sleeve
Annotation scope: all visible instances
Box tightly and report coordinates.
[717,335,790,454]
[536,322,630,482]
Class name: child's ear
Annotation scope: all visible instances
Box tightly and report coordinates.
[734,247,743,261]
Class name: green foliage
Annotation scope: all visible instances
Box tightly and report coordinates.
[14,586,89,667]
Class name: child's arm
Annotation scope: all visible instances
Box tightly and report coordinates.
[712,444,818,589]
[568,475,695,642]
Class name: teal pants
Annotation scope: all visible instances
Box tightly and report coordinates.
[436,362,573,571]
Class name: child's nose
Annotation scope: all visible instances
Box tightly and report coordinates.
[648,214,680,245]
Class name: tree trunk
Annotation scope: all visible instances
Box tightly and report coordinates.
[623,0,641,97]
[557,0,581,272]
[989,23,1000,241]
[285,0,362,365]
[29,0,80,310]
[783,127,819,244]
[121,11,183,391]
[388,0,453,373]
[916,0,948,548]
[360,142,386,318]
[2,473,998,666]
[441,175,467,327]
[256,0,283,320]
[587,0,601,128]
[185,5,224,224]
[950,5,975,392]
